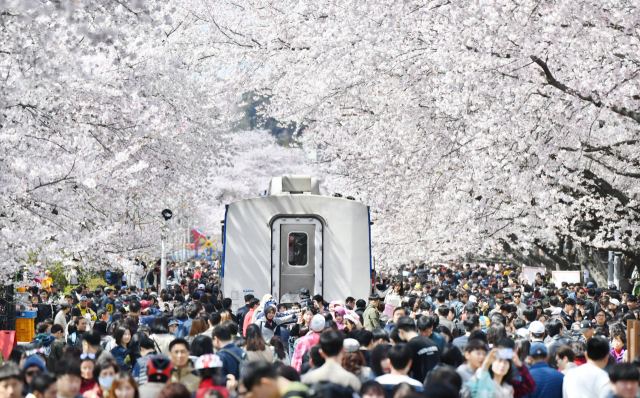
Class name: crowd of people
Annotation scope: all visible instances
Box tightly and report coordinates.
[2,261,640,398]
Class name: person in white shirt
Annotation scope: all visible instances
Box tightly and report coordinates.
[563,336,611,398]
[375,344,424,395]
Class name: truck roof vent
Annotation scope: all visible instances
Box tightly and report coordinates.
[267,175,320,195]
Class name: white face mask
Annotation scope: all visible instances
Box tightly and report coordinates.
[99,376,115,389]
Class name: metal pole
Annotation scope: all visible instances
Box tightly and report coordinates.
[608,250,614,287]
[161,221,167,289]
[614,231,621,289]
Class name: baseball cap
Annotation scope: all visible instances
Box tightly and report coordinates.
[147,355,173,383]
[195,354,223,370]
[586,282,595,288]
[468,295,477,303]
[529,343,548,356]
[610,298,620,307]
[551,307,562,315]
[528,321,545,334]
[310,314,325,333]
[579,320,593,333]
[168,319,180,326]
[343,338,360,353]
[80,296,88,300]
[198,284,205,290]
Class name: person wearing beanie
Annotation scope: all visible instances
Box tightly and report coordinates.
[22,355,47,396]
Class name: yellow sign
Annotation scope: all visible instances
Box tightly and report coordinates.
[205,240,213,248]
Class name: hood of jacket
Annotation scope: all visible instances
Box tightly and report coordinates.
[34,333,57,345]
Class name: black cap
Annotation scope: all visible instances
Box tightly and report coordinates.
[299,288,310,298]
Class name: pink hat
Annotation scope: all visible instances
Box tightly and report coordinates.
[140,300,150,309]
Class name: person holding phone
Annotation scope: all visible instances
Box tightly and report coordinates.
[465,348,515,398]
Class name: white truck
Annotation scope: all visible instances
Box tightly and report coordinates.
[221,175,372,310]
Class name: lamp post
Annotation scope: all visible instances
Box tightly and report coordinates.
[161,209,173,289]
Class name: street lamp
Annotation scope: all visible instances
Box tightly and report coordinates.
[161,209,173,289]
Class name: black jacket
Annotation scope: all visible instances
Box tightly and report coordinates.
[236,305,251,336]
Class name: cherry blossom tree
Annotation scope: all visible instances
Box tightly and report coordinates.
[0,0,230,281]
[197,130,322,234]
[182,0,640,277]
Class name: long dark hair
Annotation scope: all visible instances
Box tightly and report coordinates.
[488,358,514,386]
[245,324,266,352]
[151,316,170,334]
[269,337,286,360]
[113,325,132,347]
[371,344,391,377]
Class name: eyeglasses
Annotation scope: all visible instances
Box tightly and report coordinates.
[80,353,96,360]
[25,370,41,377]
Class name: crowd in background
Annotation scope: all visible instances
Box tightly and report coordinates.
[1,261,639,398]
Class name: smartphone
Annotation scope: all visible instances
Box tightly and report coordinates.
[497,348,513,360]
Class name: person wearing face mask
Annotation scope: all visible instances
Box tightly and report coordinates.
[91,359,120,398]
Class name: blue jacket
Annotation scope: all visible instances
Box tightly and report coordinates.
[525,361,564,398]
[140,308,162,328]
[174,318,193,338]
[216,343,246,380]
[384,322,395,334]
[110,345,131,371]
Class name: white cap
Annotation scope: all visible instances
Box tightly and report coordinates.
[310,314,326,333]
[610,298,620,307]
[551,307,562,315]
[528,321,545,334]
[198,284,205,290]
[468,295,477,303]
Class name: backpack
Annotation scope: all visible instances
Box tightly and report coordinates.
[217,347,249,379]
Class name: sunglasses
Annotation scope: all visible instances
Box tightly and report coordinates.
[26,370,41,377]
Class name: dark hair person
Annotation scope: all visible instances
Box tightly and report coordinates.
[110,326,133,371]
[244,324,273,363]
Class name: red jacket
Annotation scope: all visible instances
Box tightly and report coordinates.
[243,308,255,337]
[196,379,228,398]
